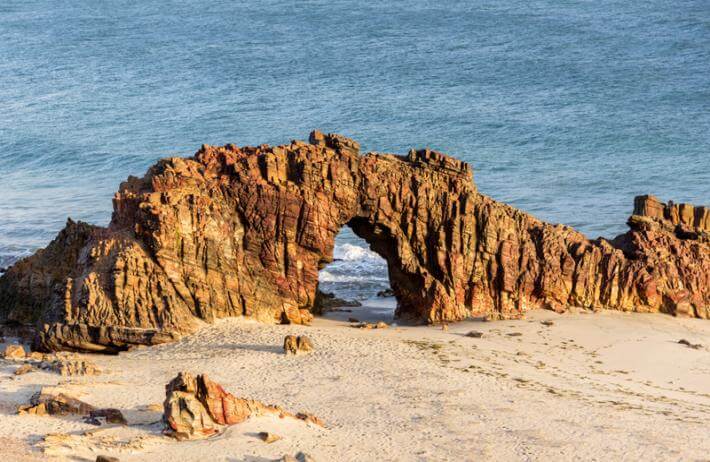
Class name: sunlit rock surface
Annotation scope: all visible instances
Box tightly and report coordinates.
[1,131,707,352]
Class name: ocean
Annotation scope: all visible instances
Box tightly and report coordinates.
[1,0,708,301]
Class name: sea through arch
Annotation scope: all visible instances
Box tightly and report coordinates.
[315,226,395,321]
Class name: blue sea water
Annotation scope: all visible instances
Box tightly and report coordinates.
[0,1,708,300]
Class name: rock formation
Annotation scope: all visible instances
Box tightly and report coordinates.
[49,357,101,376]
[0,131,707,351]
[312,290,361,314]
[163,372,323,440]
[18,387,95,416]
[85,408,127,426]
[3,344,26,360]
[283,335,314,355]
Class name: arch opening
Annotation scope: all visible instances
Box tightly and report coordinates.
[315,225,395,322]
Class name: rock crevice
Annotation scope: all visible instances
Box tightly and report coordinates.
[0,131,707,351]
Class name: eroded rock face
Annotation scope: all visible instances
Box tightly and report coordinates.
[633,195,709,236]
[163,372,323,440]
[0,131,707,351]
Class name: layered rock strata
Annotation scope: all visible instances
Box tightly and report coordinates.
[163,372,323,440]
[0,131,707,351]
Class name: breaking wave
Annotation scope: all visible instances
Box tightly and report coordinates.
[319,270,389,283]
[319,238,391,301]
[333,243,383,262]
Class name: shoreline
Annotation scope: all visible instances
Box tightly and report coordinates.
[1,301,708,461]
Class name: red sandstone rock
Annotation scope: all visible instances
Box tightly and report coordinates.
[163,372,323,440]
[0,132,707,352]
[634,195,709,236]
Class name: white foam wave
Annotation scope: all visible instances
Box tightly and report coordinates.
[319,270,389,283]
[333,243,382,262]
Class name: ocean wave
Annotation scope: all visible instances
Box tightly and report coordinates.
[319,270,389,284]
[320,241,390,299]
[333,243,383,262]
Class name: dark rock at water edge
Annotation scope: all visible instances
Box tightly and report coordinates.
[312,290,362,314]
[377,288,395,297]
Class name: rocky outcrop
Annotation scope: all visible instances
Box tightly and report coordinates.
[632,195,709,239]
[163,372,323,440]
[0,131,707,351]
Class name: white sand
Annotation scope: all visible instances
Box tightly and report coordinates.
[1,301,709,461]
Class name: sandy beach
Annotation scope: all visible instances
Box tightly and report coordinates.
[1,301,709,461]
[2,1,709,461]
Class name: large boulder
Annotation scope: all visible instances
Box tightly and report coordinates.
[163,373,220,440]
[0,132,707,351]
[163,372,323,440]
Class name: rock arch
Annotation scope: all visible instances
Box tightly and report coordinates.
[0,131,708,352]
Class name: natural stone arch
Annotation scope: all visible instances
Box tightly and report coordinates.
[345,215,421,319]
[0,130,707,352]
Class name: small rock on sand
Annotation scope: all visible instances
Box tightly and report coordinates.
[678,339,703,349]
[284,335,314,355]
[283,453,316,462]
[296,412,326,427]
[96,456,120,462]
[3,344,26,360]
[258,431,282,443]
[466,331,484,338]
[18,388,95,416]
[541,320,554,326]
[84,408,128,425]
[14,364,33,375]
[507,332,523,337]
